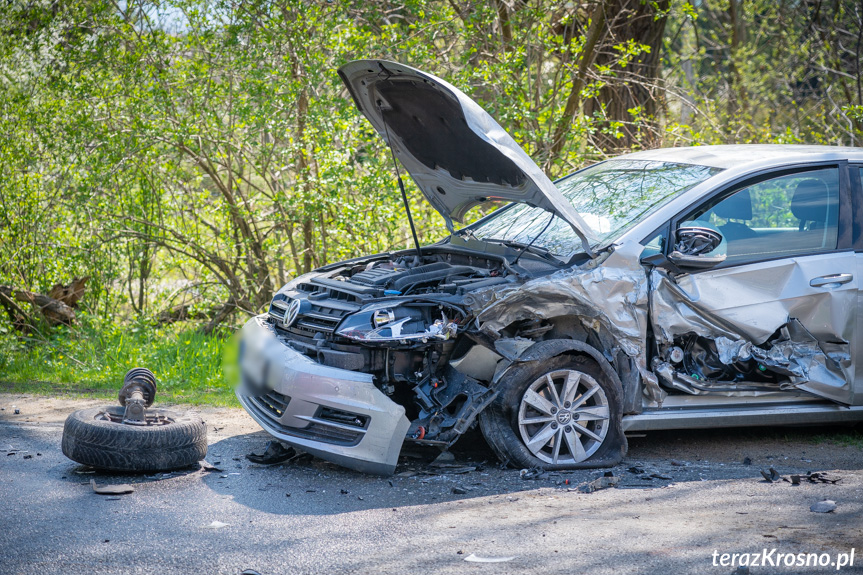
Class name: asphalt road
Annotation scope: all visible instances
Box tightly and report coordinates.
[1,393,862,575]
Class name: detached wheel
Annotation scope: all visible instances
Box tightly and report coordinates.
[479,353,625,469]
[62,406,207,472]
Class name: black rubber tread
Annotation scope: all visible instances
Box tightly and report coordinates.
[62,406,207,472]
[479,353,626,470]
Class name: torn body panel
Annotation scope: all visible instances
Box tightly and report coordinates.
[649,251,857,405]
[470,241,664,410]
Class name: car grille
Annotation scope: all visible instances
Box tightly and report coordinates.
[268,299,354,335]
[248,390,290,419]
[243,392,368,447]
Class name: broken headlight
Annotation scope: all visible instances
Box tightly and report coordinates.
[336,303,458,342]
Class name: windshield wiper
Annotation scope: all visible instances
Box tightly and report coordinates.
[482,238,562,264]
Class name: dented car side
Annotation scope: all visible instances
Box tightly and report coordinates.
[236,60,863,474]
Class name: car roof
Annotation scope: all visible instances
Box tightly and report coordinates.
[616,144,863,169]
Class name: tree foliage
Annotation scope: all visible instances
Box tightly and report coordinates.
[0,0,860,335]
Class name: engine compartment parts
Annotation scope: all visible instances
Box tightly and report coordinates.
[61,368,207,472]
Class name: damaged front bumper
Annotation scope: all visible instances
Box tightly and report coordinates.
[236,316,410,475]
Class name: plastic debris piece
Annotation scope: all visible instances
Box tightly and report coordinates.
[202,520,230,529]
[199,460,223,473]
[651,473,672,480]
[430,451,455,466]
[627,466,645,474]
[90,479,135,495]
[463,553,516,563]
[790,474,801,485]
[520,467,549,480]
[23,454,32,460]
[760,467,781,482]
[576,474,620,493]
[241,570,262,575]
[14,409,20,415]
[246,441,295,465]
[810,500,837,513]
[452,486,468,494]
[742,457,752,465]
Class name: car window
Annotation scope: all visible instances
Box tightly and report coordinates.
[641,230,666,258]
[684,168,839,261]
[467,160,721,257]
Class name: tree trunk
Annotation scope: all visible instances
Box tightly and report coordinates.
[583,0,670,153]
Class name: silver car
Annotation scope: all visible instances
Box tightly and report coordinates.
[236,60,863,474]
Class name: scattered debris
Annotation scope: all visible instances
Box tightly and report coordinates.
[670,460,686,466]
[760,467,781,482]
[202,520,230,529]
[804,472,841,484]
[627,466,645,474]
[463,553,516,563]
[430,451,455,466]
[240,570,262,575]
[14,409,20,415]
[340,489,349,494]
[23,454,32,460]
[520,467,549,480]
[761,470,841,485]
[91,479,135,495]
[742,457,752,466]
[246,441,295,465]
[574,473,620,493]
[422,465,476,475]
[199,460,223,473]
[650,472,672,480]
[810,500,837,513]
[452,486,469,494]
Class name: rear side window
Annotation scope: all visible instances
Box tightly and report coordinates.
[685,168,839,261]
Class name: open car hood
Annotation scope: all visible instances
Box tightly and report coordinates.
[338,60,596,250]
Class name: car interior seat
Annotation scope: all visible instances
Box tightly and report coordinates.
[790,178,833,231]
[714,188,758,242]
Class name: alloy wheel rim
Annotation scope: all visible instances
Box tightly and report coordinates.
[517,369,610,464]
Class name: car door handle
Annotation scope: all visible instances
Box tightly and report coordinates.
[809,273,853,288]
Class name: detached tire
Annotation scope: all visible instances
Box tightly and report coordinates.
[479,353,626,470]
[62,406,207,472]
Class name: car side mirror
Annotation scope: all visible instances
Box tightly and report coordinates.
[667,225,726,269]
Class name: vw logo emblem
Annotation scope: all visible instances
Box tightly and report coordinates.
[283,299,301,328]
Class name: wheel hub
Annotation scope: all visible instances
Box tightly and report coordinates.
[517,368,611,465]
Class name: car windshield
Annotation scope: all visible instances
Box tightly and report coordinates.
[467,159,723,257]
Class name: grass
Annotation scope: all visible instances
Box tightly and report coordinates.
[0,318,237,406]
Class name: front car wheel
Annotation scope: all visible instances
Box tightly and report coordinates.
[480,352,626,469]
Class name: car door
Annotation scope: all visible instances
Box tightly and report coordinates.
[649,164,858,405]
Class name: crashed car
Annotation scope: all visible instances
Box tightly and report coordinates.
[236,59,863,474]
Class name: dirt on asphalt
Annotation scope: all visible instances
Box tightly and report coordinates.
[1,392,862,574]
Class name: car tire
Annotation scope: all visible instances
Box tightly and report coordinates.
[479,353,626,469]
[62,406,207,472]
